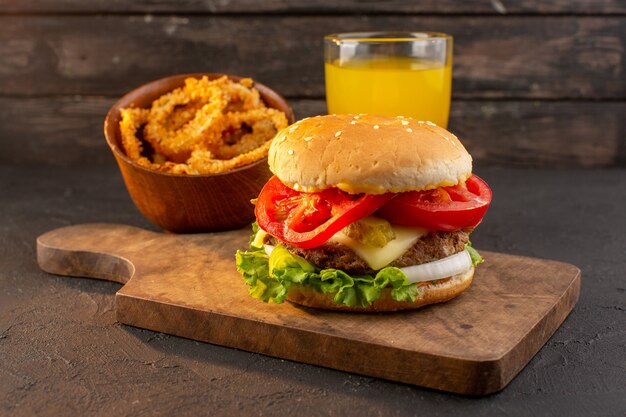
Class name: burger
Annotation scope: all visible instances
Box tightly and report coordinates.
[235,114,492,312]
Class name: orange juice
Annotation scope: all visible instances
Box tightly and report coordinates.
[325,57,452,127]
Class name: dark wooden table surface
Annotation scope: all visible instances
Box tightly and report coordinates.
[1,164,624,416]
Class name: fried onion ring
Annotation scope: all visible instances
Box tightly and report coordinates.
[143,78,228,162]
[119,76,289,175]
[119,107,155,168]
[213,108,288,160]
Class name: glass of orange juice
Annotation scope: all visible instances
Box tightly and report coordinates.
[324,32,453,127]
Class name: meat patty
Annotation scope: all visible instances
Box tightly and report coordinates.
[268,230,469,274]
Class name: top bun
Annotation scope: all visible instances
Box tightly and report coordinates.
[268,114,472,194]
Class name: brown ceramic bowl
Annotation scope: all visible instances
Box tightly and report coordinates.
[104,73,295,233]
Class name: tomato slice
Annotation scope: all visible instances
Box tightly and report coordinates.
[256,176,395,249]
[376,175,492,231]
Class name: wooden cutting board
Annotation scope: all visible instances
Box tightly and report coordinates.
[36,224,580,395]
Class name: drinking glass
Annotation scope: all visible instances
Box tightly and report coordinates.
[324,32,453,127]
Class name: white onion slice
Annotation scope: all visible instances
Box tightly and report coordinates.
[262,244,471,283]
[400,250,472,283]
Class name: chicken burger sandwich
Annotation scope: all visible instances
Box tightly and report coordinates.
[236,114,492,312]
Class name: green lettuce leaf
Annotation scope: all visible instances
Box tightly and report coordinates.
[249,221,261,248]
[236,248,287,303]
[236,226,486,307]
[465,241,484,266]
[269,245,315,284]
[235,227,419,308]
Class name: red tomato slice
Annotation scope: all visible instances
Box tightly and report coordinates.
[256,176,394,249]
[376,175,492,231]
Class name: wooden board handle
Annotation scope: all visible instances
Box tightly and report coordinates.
[36,223,157,284]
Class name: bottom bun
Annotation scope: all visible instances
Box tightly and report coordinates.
[287,267,474,313]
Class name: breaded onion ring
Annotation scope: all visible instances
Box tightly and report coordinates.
[118,76,289,175]
[213,108,288,159]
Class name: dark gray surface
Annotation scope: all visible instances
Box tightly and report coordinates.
[0,164,624,417]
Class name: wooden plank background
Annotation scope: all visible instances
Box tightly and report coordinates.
[0,1,624,167]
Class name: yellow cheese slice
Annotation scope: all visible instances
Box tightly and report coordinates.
[329,222,428,270]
